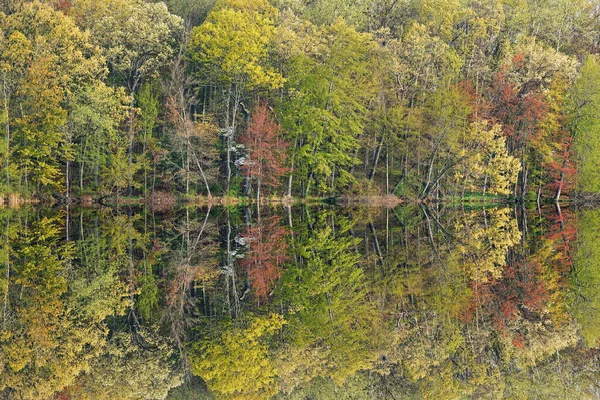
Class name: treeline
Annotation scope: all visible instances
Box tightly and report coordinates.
[1,0,600,201]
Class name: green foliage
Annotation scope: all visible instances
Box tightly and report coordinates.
[278,17,377,195]
[568,56,600,193]
[570,209,600,347]
[73,0,183,89]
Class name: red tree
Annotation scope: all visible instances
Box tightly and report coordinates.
[487,57,548,149]
[239,216,289,302]
[485,56,549,197]
[239,103,289,200]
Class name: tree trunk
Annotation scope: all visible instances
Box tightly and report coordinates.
[256,177,261,204]
[190,148,211,197]
[3,77,10,185]
[66,160,70,198]
[127,77,140,194]
[369,132,385,180]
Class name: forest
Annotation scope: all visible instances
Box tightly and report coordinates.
[0,0,600,203]
[2,1,600,399]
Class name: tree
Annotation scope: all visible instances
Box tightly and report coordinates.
[67,327,182,400]
[570,208,600,347]
[277,17,377,196]
[165,95,220,196]
[453,121,521,196]
[239,104,289,200]
[239,216,289,301]
[567,56,600,193]
[0,1,106,192]
[188,0,284,192]
[276,211,381,387]
[73,0,183,192]
[69,83,130,195]
[418,84,471,199]
[190,313,285,399]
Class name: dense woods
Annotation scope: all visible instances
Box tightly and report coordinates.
[1,0,600,201]
[2,1,600,399]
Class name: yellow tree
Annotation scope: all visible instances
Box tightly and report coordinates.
[0,1,105,192]
[190,313,285,399]
[453,121,521,196]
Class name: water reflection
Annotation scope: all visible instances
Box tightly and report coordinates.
[0,204,598,399]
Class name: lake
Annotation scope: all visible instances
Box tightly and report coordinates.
[0,203,598,399]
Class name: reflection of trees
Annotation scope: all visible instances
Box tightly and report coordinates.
[1,205,598,399]
[451,207,522,283]
[0,207,192,399]
[275,210,382,392]
[67,326,182,400]
[0,209,127,399]
[190,314,285,400]
[162,207,219,354]
[571,208,600,347]
[324,205,595,399]
[239,216,289,302]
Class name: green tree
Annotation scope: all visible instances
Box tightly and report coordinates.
[567,56,600,193]
[570,209,600,347]
[277,17,377,195]
[0,1,105,193]
[73,0,183,192]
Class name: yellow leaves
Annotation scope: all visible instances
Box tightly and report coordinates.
[0,31,32,74]
[2,337,33,373]
[191,314,285,399]
[453,208,521,282]
[190,0,284,89]
[4,1,106,92]
[502,38,578,89]
[454,121,521,195]
[273,10,324,62]
[501,315,579,368]
[398,23,463,87]
[275,344,332,393]
[72,0,182,87]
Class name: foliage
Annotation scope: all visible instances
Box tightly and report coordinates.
[190,313,285,399]
[239,103,289,197]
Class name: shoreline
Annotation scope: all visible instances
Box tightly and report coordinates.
[0,192,587,209]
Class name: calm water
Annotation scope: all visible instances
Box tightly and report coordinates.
[0,204,599,399]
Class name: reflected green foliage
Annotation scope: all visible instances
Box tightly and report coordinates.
[0,205,597,399]
[571,209,600,348]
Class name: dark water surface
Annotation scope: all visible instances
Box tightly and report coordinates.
[1,204,599,399]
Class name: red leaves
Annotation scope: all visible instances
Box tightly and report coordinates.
[545,208,577,274]
[470,261,549,329]
[488,67,548,144]
[239,103,289,191]
[239,216,290,301]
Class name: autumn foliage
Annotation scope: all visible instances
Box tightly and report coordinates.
[239,216,290,301]
[239,103,289,197]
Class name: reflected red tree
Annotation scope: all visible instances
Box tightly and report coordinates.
[239,216,289,302]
